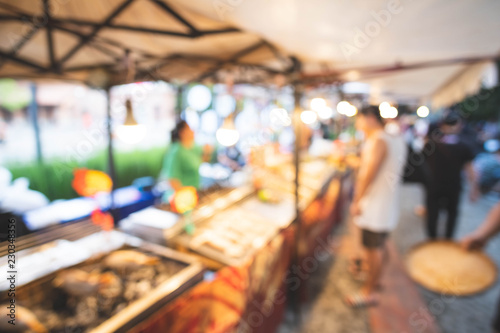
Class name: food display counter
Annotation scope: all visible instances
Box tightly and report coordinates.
[125,158,351,333]
[121,175,295,269]
[120,185,255,246]
[0,154,351,333]
[0,224,204,333]
[174,206,283,266]
[257,157,341,210]
[131,226,296,333]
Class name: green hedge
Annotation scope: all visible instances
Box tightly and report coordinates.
[6,146,168,201]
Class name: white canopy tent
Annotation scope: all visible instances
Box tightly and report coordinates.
[0,0,499,107]
[177,0,500,107]
[0,0,294,84]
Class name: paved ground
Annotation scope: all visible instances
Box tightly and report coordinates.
[277,223,370,333]
[278,183,500,333]
[393,184,500,333]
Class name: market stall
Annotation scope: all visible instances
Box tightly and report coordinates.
[0,155,351,333]
[2,1,500,332]
[0,221,204,333]
[123,157,350,333]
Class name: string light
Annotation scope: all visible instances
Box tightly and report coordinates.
[310,98,327,111]
[379,102,391,113]
[344,104,358,117]
[381,106,398,119]
[300,110,317,124]
[337,101,357,117]
[216,117,240,147]
[417,106,430,118]
[337,101,351,115]
[317,106,333,119]
[116,99,147,144]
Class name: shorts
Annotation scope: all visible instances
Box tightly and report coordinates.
[361,229,389,249]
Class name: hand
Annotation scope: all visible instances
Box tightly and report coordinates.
[203,144,213,155]
[461,233,487,251]
[350,201,362,216]
[169,179,183,192]
[469,186,480,202]
[345,155,361,169]
[202,144,214,162]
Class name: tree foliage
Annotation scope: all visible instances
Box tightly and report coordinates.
[457,85,500,121]
[0,79,31,112]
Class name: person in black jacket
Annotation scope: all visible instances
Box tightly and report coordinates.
[424,112,478,239]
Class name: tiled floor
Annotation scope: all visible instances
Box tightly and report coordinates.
[277,184,500,333]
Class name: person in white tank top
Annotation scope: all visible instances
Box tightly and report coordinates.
[346,106,407,307]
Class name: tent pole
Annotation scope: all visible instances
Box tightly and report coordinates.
[175,85,184,117]
[496,60,500,83]
[291,81,303,326]
[337,84,346,139]
[105,87,118,223]
[29,83,43,164]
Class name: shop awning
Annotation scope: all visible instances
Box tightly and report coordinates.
[0,0,499,105]
[177,0,500,105]
[0,0,294,85]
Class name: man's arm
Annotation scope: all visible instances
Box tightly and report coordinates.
[202,144,213,162]
[465,162,479,202]
[462,202,500,250]
[345,154,361,169]
[169,179,183,191]
[351,137,387,215]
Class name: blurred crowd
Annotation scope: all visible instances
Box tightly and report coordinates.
[400,111,500,333]
[400,111,500,239]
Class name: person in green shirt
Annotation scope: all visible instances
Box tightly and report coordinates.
[161,120,212,190]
